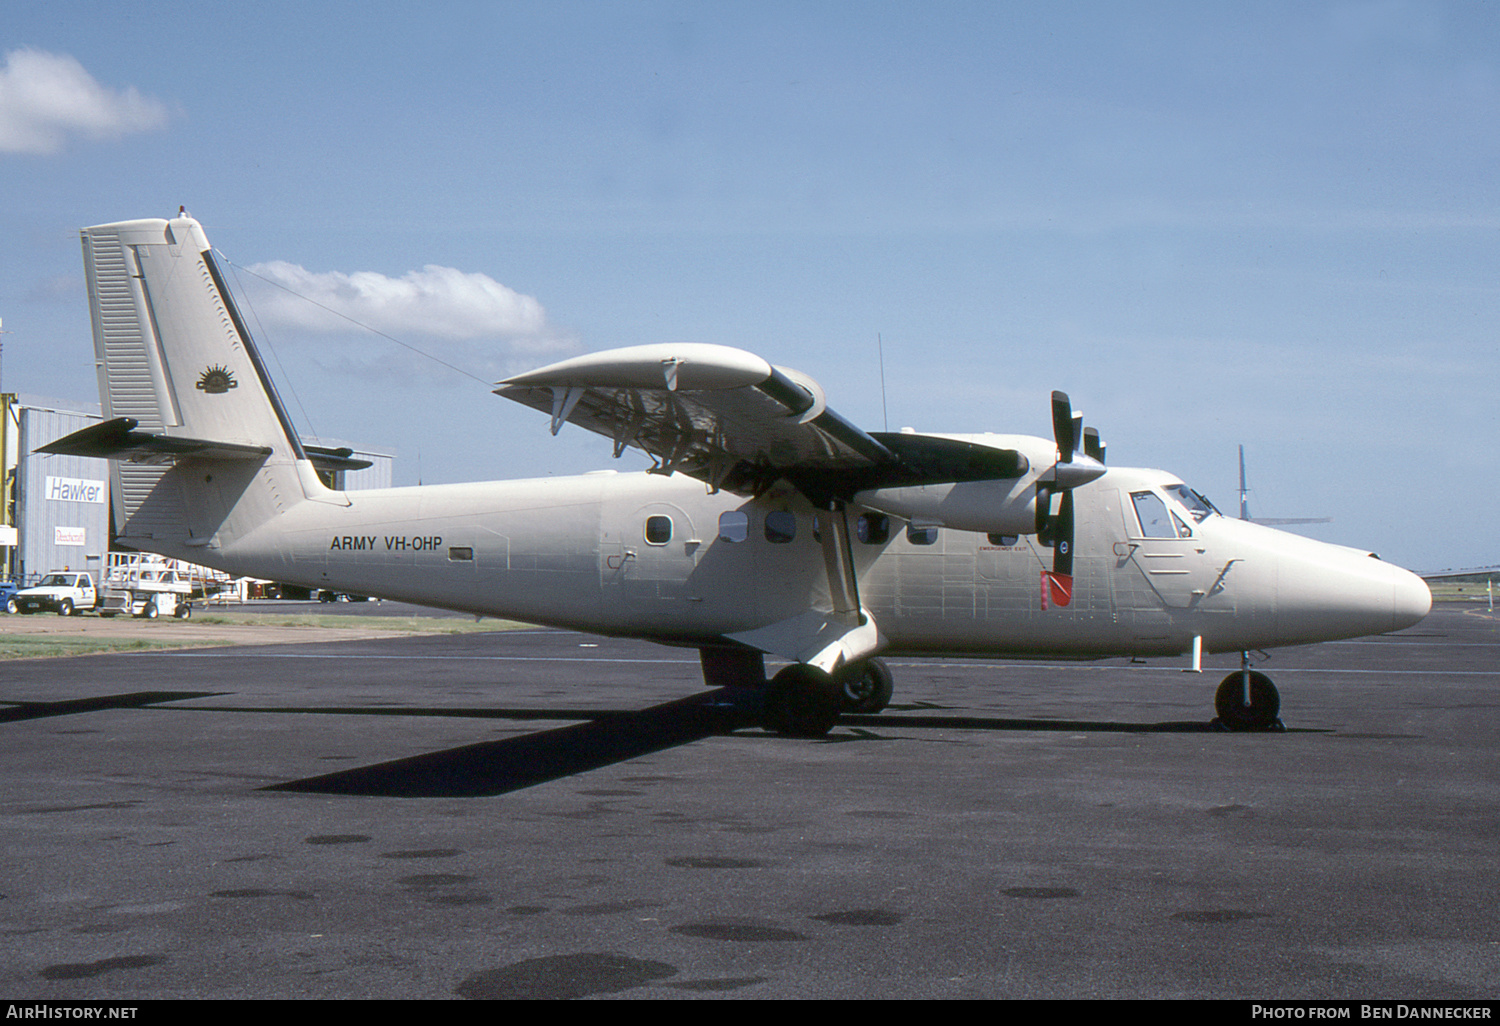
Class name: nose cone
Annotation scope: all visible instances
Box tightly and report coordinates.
[1391,566,1432,631]
[1276,542,1432,643]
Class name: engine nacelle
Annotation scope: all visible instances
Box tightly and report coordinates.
[855,478,1040,536]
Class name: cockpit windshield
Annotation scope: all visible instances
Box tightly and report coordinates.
[1164,484,1220,522]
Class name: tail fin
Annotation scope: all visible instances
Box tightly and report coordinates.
[53,215,328,555]
[81,216,305,457]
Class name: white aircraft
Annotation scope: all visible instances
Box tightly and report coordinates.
[44,214,1431,737]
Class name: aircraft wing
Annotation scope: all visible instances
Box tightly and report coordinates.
[495,343,1027,499]
[1418,565,1500,581]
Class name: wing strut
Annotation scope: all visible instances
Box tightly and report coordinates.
[818,501,863,619]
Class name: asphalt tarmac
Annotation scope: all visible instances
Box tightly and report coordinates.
[1,603,1496,1000]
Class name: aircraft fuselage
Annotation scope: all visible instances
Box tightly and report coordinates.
[154,433,1429,664]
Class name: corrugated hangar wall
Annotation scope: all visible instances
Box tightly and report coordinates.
[14,399,110,583]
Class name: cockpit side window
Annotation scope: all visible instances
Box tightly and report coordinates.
[1131,491,1184,538]
[1163,483,1219,523]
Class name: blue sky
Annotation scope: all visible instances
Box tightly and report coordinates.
[1,1,1495,572]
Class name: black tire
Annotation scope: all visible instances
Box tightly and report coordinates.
[1215,671,1280,731]
[144,601,158,620]
[57,598,73,617]
[763,665,842,737]
[176,603,191,620]
[5,598,15,615]
[838,657,894,713]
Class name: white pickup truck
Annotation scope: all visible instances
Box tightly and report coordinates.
[13,571,99,616]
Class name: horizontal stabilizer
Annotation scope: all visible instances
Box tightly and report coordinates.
[37,417,272,463]
[303,444,375,474]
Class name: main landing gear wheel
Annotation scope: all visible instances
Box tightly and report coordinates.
[1214,671,1282,732]
[762,665,843,738]
[838,657,894,714]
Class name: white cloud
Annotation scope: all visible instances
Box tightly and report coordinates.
[244,260,570,352]
[0,48,169,155]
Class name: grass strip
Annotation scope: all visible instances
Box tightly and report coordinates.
[0,635,238,659]
[185,612,529,632]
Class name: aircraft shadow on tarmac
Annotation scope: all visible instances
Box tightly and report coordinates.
[0,687,1291,798]
[0,691,222,723]
[254,689,1248,799]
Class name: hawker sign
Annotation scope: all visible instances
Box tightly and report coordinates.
[46,476,105,504]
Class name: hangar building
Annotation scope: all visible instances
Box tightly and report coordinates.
[1,395,110,583]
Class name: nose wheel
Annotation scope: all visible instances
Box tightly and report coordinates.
[1214,670,1282,731]
[837,657,893,714]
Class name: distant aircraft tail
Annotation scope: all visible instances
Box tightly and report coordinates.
[47,214,336,558]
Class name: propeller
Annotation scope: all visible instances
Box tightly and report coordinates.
[1083,426,1105,463]
[1037,391,1106,608]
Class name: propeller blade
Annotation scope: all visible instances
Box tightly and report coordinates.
[1083,426,1104,463]
[1051,391,1075,464]
[1053,489,1074,578]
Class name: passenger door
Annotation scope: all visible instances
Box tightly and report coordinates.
[1118,490,1216,609]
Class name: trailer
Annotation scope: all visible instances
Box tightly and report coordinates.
[100,556,193,619]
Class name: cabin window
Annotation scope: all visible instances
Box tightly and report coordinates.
[1130,491,1190,539]
[764,510,797,544]
[448,546,474,562]
[906,523,939,546]
[857,513,890,545]
[645,515,673,545]
[718,510,748,543]
[987,533,1018,546]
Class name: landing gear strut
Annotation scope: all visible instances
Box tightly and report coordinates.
[1214,655,1282,731]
